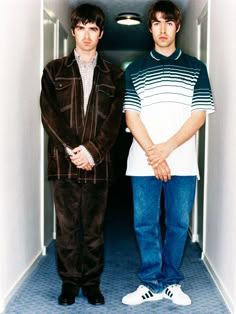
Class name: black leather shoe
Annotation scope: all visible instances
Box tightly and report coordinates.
[82,286,105,305]
[58,283,79,305]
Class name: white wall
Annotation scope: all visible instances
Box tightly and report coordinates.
[206,0,236,311]
[0,0,72,312]
[44,0,73,51]
[179,0,236,312]
[0,1,42,312]
[178,0,207,55]
[42,0,72,252]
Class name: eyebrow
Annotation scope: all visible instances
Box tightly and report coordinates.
[76,23,99,30]
[153,17,174,22]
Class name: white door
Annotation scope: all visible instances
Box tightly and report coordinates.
[42,10,57,251]
[57,20,68,58]
[42,12,69,251]
[196,4,208,249]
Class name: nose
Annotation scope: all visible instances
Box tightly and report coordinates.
[160,22,166,34]
[84,30,90,39]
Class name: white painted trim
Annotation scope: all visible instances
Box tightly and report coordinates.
[197,3,208,25]
[202,0,211,260]
[42,245,47,256]
[42,237,53,256]
[191,233,199,243]
[41,7,58,252]
[64,37,68,56]
[53,203,56,239]
[196,1,209,257]
[202,253,234,313]
[40,0,45,256]
[191,193,199,242]
[202,0,209,260]
[43,7,57,24]
[55,19,60,58]
[0,303,4,313]
[191,131,200,243]
[188,227,199,243]
[0,251,42,313]
[0,300,4,313]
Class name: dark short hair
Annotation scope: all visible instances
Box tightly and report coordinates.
[148,0,182,29]
[71,3,105,32]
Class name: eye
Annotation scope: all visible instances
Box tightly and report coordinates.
[76,26,84,31]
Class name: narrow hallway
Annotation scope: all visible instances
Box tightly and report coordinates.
[3,179,229,313]
[1,1,236,312]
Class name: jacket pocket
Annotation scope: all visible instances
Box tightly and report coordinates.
[55,78,74,111]
[97,84,116,118]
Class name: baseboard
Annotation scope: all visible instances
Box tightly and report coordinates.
[0,301,5,313]
[188,228,199,243]
[0,250,43,313]
[202,252,234,314]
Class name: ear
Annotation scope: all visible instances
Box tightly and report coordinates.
[71,29,75,37]
[176,24,181,33]
[99,30,104,39]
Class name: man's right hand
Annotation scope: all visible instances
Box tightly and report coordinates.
[70,147,93,171]
[153,160,171,182]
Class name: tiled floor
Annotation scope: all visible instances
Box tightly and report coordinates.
[3,182,230,313]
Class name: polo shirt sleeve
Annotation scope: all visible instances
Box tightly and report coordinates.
[192,62,215,113]
[123,65,141,112]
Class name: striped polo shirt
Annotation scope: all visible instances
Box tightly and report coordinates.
[123,48,215,176]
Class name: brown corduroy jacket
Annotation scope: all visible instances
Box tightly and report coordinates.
[40,50,124,182]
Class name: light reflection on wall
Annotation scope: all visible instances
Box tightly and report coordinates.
[121,61,132,71]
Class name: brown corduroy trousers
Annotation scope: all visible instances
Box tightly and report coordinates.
[52,179,108,288]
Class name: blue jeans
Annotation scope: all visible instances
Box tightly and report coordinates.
[131,176,196,293]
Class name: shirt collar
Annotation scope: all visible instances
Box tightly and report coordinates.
[74,49,97,67]
[150,48,182,61]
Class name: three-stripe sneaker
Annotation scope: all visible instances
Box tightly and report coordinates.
[163,284,191,306]
[122,285,163,306]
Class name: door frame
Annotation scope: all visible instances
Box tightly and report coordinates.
[41,9,68,255]
[191,3,209,257]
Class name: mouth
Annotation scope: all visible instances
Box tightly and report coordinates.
[159,36,168,40]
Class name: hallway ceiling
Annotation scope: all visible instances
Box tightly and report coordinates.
[69,0,190,51]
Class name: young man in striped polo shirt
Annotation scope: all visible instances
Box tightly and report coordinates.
[122,0,214,307]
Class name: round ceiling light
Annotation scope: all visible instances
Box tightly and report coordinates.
[116,13,142,26]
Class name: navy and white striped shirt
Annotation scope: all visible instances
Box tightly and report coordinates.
[123,48,215,176]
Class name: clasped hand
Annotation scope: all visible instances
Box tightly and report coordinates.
[70,147,93,171]
[146,142,173,181]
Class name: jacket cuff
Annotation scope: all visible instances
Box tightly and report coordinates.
[79,145,95,166]
[83,141,102,165]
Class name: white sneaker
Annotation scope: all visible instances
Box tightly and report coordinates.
[122,285,163,306]
[163,284,191,306]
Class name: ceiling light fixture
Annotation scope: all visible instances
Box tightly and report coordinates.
[116,13,142,26]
